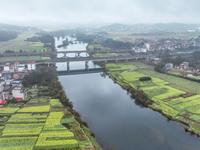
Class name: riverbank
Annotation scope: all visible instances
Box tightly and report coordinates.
[105,62,200,136]
[0,66,100,150]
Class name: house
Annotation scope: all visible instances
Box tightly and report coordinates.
[12,84,27,101]
[18,64,25,72]
[2,84,12,100]
[165,63,173,70]
[13,62,19,71]
[3,63,10,71]
[0,80,5,92]
[180,62,189,70]
[27,62,36,71]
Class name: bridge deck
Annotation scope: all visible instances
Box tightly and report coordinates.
[1,55,147,64]
[0,50,133,57]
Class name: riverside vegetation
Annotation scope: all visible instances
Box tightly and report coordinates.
[0,66,100,150]
[106,62,200,135]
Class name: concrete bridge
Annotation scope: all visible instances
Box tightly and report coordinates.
[0,50,132,57]
[1,54,147,75]
[2,55,146,64]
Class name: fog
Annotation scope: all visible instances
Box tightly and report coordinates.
[0,0,200,26]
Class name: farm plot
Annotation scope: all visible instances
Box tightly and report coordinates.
[148,86,185,103]
[3,123,44,136]
[0,107,20,115]
[120,71,169,88]
[106,63,136,71]
[18,105,50,113]
[50,99,63,108]
[43,112,66,131]
[7,113,48,123]
[35,111,79,150]
[166,95,200,105]
[0,137,38,150]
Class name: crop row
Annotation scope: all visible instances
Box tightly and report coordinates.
[167,95,200,105]
[17,105,50,113]
[0,137,38,150]
[0,107,20,115]
[35,111,79,149]
[3,123,44,136]
[106,63,136,71]
[151,86,186,102]
[7,113,48,123]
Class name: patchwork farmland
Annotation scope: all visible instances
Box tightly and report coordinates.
[106,62,200,135]
[0,87,99,150]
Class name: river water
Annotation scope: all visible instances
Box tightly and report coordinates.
[56,37,200,150]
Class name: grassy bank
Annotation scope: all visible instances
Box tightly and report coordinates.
[106,62,200,135]
[0,56,41,62]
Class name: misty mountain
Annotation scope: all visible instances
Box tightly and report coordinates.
[100,23,200,33]
[0,23,36,31]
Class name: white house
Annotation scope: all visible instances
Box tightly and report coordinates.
[12,84,27,101]
[18,64,25,72]
[13,62,19,71]
[3,65,10,71]
[180,62,189,70]
[27,62,36,71]
[0,81,5,93]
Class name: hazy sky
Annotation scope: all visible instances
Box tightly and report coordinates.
[0,0,200,26]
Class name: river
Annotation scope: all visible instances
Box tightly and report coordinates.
[56,37,200,150]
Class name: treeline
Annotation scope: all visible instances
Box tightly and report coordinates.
[26,34,55,51]
[23,66,73,108]
[0,30,18,41]
[76,33,99,44]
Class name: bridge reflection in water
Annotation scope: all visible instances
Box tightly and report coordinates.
[57,68,103,76]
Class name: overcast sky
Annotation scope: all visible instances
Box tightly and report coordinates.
[0,0,200,26]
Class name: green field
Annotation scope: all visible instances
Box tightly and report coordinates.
[107,31,200,41]
[0,31,48,53]
[137,69,200,94]
[87,44,110,51]
[0,56,41,62]
[106,62,200,135]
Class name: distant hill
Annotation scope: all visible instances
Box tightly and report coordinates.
[100,23,200,33]
[0,23,36,31]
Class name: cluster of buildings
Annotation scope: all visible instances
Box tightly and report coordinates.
[165,62,189,71]
[132,37,200,53]
[0,62,36,105]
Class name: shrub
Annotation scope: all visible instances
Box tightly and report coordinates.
[139,77,152,81]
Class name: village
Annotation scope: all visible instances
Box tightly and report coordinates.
[0,62,36,105]
[129,36,200,53]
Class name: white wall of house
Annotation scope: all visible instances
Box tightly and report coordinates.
[0,82,5,92]
[27,63,36,70]
[3,66,10,71]
[18,64,25,72]
[12,89,27,100]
